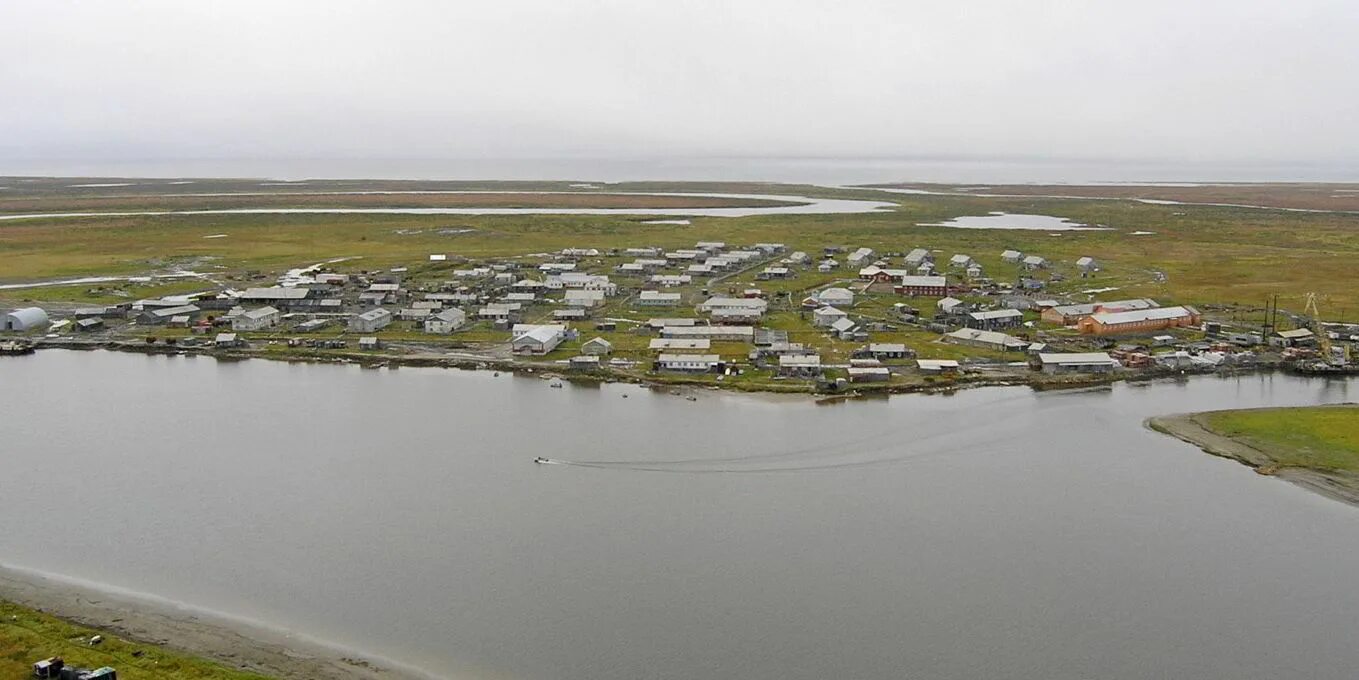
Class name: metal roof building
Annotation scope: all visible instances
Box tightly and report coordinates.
[3,307,48,331]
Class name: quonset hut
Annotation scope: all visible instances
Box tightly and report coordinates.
[3,307,48,331]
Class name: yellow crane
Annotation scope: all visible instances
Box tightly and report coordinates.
[1304,292,1349,365]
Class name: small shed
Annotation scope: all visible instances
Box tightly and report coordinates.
[214,332,243,348]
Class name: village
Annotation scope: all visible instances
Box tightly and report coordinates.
[3,237,1353,392]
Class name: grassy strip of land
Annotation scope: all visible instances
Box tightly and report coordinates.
[0,599,272,680]
[1148,405,1359,506]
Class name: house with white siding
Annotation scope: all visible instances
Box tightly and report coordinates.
[424,308,467,334]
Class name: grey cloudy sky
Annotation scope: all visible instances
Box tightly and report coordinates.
[2,0,1356,165]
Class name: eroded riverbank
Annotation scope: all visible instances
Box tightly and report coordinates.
[1147,407,1359,508]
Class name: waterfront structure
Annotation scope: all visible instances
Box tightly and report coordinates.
[3,307,49,331]
[512,325,566,355]
[777,353,823,377]
[1036,352,1119,373]
[848,366,891,382]
[916,359,960,373]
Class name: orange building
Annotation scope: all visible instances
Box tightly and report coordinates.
[1078,306,1200,336]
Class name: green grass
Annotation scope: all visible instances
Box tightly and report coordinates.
[3,187,1358,317]
[1202,405,1359,472]
[7,182,1359,377]
[0,600,272,679]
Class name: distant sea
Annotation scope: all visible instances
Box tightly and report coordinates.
[2,156,1356,185]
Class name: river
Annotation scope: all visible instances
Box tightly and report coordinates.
[0,192,895,221]
[2,350,1357,679]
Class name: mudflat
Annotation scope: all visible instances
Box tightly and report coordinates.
[0,566,416,680]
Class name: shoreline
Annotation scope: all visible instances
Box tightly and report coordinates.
[0,563,442,680]
[1146,408,1359,508]
[22,337,1254,400]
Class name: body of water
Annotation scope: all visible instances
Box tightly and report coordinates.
[919,212,1106,231]
[0,192,894,221]
[1,351,1357,679]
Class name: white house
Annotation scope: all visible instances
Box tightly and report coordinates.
[812,306,848,327]
[949,254,974,269]
[638,291,682,307]
[581,337,613,355]
[424,308,467,334]
[847,247,875,266]
[829,317,859,339]
[348,308,393,333]
[697,297,768,315]
[937,297,967,314]
[231,306,281,332]
[1001,249,1024,263]
[512,325,566,355]
[1076,256,1099,273]
[564,289,607,308]
[816,287,855,307]
[904,248,933,267]
[944,328,1028,352]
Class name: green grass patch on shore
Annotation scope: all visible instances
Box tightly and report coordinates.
[0,600,272,679]
[1202,405,1359,472]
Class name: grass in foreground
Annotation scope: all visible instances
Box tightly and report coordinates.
[0,600,271,680]
[1201,405,1359,473]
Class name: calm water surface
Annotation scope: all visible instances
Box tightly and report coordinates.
[919,212,1106,231]
[2,351,1357,680]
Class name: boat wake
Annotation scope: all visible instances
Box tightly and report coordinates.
[536,428,1011,474]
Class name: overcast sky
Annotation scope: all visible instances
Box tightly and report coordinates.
[2,0,1357,167]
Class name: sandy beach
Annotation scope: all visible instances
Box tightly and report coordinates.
[0,564,436,680]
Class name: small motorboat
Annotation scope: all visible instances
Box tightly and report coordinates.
[533,457,550,464]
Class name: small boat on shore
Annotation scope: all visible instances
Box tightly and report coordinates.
[0,340,36,356]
